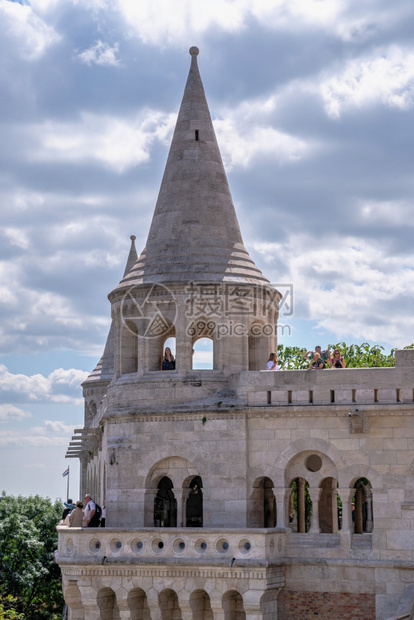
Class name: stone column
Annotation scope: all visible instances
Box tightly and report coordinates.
[176,294,193,373]
[175,488,184,527]
[273,488,292,529]
[176,591,192,620]
[355,485,364,534]
[117,603,131,620]
[210,605,225,620]
[308,487,321,534]
[243,590,264,619]
[146,592,162,620]
[81,601,100,620]
[244,605,264,619]
[79,454,87,501]
[210,592,225,620]
[297,478,306,533]
[338,487,354,548]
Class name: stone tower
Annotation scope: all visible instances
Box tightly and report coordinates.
[58,48,414,620]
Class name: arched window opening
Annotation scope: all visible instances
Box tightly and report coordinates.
[319,477,340,533]
[222,591,246,620]
[186,476,203,527]
[248,477,277,528]
[159,589,181,620]
[290,477,311,533]
[190,589,213,619]
[127,588,150,620]
[154,477,177,527]
[353,477,373,533]
[161,336,176,371]
[97,587,120,620]
[192,337,213,369]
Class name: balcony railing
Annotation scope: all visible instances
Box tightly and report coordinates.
[56,526,287,567]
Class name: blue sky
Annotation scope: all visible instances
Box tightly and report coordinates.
[1,0,414,500]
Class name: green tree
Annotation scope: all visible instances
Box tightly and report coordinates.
[0,595,24,620]
[328,342,396,368]
[278,342,414,369]
[277,345,309,369]
[0,493,64,620]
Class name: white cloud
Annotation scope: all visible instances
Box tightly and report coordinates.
[216,120,309,170]
[0,421,74,448]
[320,46,414,118]
[214,98,311,170]
[114,0,247,44]
[76,40,120,67]
[0,0,59,60]
[0,365,88,404]
[112,0,401,45]
[2,228,30,250]
[254,233,414,347]
[0,404,31,423]
[29,111,175,173]
[37,419,74,434]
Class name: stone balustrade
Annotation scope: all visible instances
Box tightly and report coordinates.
[231,350,414,407]
[57,526,287,567]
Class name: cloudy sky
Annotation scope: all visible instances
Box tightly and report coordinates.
[1,0,414,500]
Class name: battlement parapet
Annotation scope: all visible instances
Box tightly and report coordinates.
[230,351,414,407]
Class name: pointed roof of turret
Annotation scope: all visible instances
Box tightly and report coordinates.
[84,235,137,384]
[123,235,138,277]
[112,47,269,294]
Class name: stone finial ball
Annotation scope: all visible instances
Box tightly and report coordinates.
[189,46,199,56]
[130,235,136,241]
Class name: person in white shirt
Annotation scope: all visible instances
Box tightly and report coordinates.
[84,494,96,527]
[266,353,280,371]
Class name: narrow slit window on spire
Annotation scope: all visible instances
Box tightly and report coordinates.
[195,130,199,141]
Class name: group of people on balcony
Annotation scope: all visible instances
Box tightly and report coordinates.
[306,346,346,369]
[60,494,106,527]
[266,346,346,371]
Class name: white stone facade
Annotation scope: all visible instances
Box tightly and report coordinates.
[57,48,414,620]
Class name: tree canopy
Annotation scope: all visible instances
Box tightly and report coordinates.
[277,342,414,370]
[0,493,64,620]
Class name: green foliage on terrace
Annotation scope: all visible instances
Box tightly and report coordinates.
[277,342,414,370]
[0,493,64,620]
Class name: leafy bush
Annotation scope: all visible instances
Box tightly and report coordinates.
[0,493,64,619]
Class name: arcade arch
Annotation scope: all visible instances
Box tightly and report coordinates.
[127,588,151,620]
[159,589,181,620]
[192,337,214,370]
[97,587,120,620]
[145,457,200,527]
[222,590,246,620]
[189,589,213,619]
[248,477,277,528]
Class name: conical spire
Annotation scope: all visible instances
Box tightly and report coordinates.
[84,235,137,384]
[123,235,138,277]
[114,47,268,291]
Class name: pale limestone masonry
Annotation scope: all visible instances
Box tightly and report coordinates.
[57,48,414,620]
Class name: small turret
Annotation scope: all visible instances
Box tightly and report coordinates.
[106,49,281,388]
